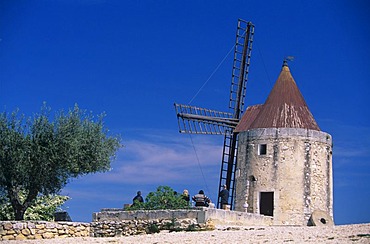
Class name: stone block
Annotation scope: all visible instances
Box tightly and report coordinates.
[2,235,15,240]
[27,222,36,229]
[50,228,58,233]
[15,233,27,240]
[35,224,45,229]
[56,225,64,230]
[3,222,13,230]
[76,226,85,231]
[197,211,206,223]
[29,228,36,235]
[42,232,55,239]
[21,228,31,236]
[46,222,57,228]
[7,229,16,235]
[205,219,215,230]
[13,222,26,229]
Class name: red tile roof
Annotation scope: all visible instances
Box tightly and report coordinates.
[234,104,262,132]
[235,63,320,132]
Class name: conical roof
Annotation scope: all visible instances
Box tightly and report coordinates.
[235,62,320,132]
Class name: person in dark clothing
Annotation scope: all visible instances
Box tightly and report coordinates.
[182,189,190,205]
[219,185,229,209]
[192,190,210,207]
[132,191,144,205]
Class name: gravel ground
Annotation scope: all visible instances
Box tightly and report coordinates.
[5,223,370,244]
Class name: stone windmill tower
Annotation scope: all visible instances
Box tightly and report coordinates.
[233,60,333,225]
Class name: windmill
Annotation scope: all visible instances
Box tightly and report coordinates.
[174,19,254,209]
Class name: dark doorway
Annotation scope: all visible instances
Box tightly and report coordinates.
[260,192,274,216]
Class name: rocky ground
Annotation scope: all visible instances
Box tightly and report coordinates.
[5,223,370,244]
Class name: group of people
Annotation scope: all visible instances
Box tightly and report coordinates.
[132,185,229,209]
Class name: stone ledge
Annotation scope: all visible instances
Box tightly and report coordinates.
[93,208,273,226]
[244,128,332,143]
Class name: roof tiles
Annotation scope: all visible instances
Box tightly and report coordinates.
[236,63,320,132]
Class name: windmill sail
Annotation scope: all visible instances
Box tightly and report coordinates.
[174,19,254,209]
[229,20,254,117]
[218,20,254,209]
[174,103,238,135]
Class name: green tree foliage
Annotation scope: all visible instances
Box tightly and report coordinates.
[127,186,190,211]
[0,104,121,220]
[0,191,69,221]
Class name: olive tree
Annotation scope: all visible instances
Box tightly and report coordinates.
[0,104,121,220]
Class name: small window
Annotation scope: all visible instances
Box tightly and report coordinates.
[258,144,267,155]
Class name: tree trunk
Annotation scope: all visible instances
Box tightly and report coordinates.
[7,186,37,221]
[14,205,27,220]
[8,193,27,220]
[8,189,26,220]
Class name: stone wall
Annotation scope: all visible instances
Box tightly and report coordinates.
[90,218,202,237]
[91,209,202,237]
[0,221,90,241]
[92,208,273,237]
[0,208,274,240]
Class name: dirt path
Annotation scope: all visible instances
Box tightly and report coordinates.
[6,223,370,244]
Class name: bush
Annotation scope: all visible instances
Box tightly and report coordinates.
[147,223,160,234]
[126,186,189,211]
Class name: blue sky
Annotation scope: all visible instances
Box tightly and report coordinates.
[1,0,369,225]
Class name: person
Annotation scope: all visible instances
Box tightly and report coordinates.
[132,191,144,205]
[192,190,210,207]
[208,199,215,208]
[219,185,229,209]
[182,189,190,205]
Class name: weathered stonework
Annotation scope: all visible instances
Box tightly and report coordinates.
[93,208,273,229]
[234,128,333,226]
[0,221,90,241]
[91,208,274,237]
[0,208,274,240]
[90,219,201,237]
